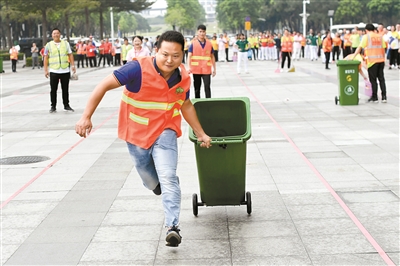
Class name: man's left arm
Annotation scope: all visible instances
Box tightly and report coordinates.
[67,43,76,73]
[210,48,216,77]
[181,99,211,148]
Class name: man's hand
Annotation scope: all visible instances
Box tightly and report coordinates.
[71,66,76,74]
[187,68,192,74]
[75,118,93,138]
[197,134,212,148]
[212,70,216,77]
[44,69,49,78]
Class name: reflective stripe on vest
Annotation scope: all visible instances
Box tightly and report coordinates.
[365,33,384,63]
[122,93,184,112]
[48,41,69,69]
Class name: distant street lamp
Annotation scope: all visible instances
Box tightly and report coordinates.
[38,24,42,38]
[301,0,310,37]
[328,10,334,31]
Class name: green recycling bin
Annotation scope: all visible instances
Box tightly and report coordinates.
[189,97,252,216]
[335,60,360,105]
[0,57,4,73]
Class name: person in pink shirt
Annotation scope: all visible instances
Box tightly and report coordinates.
[126,36,150,61]
[104,38,112,67]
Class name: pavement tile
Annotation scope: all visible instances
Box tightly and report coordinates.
[302,234,377,255]
[309,253,388,265]
[230,236,308,257]
[293,217,362,235]
[232,255,312,266]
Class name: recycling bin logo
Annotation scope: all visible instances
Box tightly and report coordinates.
[344,85,355,96]
[346,75,352,82]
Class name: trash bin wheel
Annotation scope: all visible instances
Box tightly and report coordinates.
[335,96,338,105]
[246,191,252,214]
[192,193,198,216]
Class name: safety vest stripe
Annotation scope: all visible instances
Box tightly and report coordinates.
[191,55,211,60]
[129,112,149,125]
[367,55,384,59]
[122,94,184,111]
[172,108,180,118]
[191,62,199,66]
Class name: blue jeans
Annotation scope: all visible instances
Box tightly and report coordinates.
[126,129,181,227]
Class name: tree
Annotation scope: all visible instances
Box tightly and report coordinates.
[119,12,138,36]
[133,13,151,33]
[216,0,264,32]
[334,0,365,24]
[165,0,205,32]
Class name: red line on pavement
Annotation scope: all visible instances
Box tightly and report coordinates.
[0,110,118,209]
[230,67,395,266]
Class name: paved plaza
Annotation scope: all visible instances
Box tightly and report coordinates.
[1,57,399,265]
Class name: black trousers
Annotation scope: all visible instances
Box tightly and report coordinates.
[343,46,352,58]
[225,47,229,61]
[213,50,218,62]
[193,74,211,98]
[368,62,386,100]
[324,52,331,69]
[252,48,258,60]
[49,72,70,108]
[114,53,121,66]
[11,59,17,72]
[281,52,291,69]
[88,56,96,67]
[301,46,304,58]
[332,46,340,60]
[389,49,398,66]
[77,54,85,68]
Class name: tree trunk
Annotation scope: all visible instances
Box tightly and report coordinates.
[65,12,70,42]
[5,0,12,48]
[99,8,104,39]
[85,7,90,37]
[42,9,48,45]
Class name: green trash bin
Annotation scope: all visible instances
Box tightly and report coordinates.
[189,97,252,216]
[0,57,4,73]
[335,60,360,105]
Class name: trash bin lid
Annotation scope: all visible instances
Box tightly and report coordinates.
[336,60,360,66]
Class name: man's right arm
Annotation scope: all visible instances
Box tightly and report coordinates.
[75,74,121,138]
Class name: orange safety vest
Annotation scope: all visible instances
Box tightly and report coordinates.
[190,40,213,75]
[118,56,190,149]
[267,37,275,47]
[323,38,333,52]
[300,37,306,46]
[344,34,351,46]
[77,43,85,55]
[281,36,293,52]
[10,48,18,60]
[333,37,342,47]
[364,32,385,64]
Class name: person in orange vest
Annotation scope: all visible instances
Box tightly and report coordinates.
[322,32,333,69]
[187,24,216,98]
[75,31,211,248]
[332,32,342,61]
[86,40,97,67]
[76,39,86,68]
[352,23,387,103]
[280,29,294,71]
[9,45,19,73]
[300,33,306,58]
[343,30,352,58]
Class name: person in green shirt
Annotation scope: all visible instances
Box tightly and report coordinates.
[307,29,318,61]
[121,37,133,65]
[235,33,249,74]
[350,29,360,53]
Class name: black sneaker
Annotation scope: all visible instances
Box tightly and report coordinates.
[166,226,181,247]
[49,107,56,113]
[367,97,379,103]
[152,183,161,195]
[382,96,387,103]
[64,106,75,112]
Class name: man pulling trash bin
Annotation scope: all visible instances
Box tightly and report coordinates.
[75,31,212,248]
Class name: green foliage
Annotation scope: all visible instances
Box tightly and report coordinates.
[217,0,264,31]
[25,56,43,67]
[147,16,165,25]
[119,12,138,34]
[165,0,205,31]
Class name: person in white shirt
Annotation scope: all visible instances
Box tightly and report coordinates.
[114,39,122,66]
[292,32,302,60]
[217,34,226,62]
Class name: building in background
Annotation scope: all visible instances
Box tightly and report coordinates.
[140,0,167,18]
[198,0,217,22]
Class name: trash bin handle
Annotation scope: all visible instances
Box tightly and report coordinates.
[196,139,244,145]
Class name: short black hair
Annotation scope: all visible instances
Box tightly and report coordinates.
[132,36,143,42]
[52,28,61,33]
[365,23,375,31]
[197,24,206,31]
[156,30,184,52]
